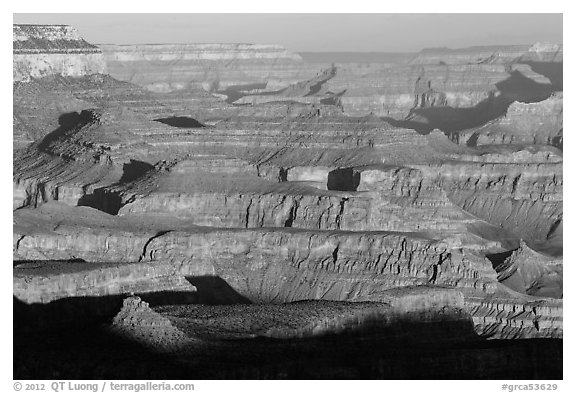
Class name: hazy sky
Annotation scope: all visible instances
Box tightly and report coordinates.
[13,14,563,52]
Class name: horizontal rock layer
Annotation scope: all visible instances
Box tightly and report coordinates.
[13,27,563,368]
[13,203,497,300]
[100,43,320,93]
[451,93,563,147]
[14,261,197,304]
[98,41,562,131]
[409,45,532,65]
[14,25,105,82]
[13,202,562,340]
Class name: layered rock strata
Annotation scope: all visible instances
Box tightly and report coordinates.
[409,45,532,65]
[13,25,563,378]
[13,260,198,305]
[14,106,562,250]
[451,92,563,147]
[491,241,562,298]
[13,202,562,340]
[100,43,322,93]
[96,41,563,138]
[14,25,106,82]
[13,203,497,300]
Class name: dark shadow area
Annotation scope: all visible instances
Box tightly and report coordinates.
[551,132,563,150]
[327,168,360,191]
[547,218,562,240]
[284,203,298,228]
[13,297,192,380]
[119,160,154,184]
[78,160,153,215]
[14,258,86,267]
[13,291,198,330]
[185,276,252,305]
[465,132,481,147]
[278,167,288,182]
[220,88,251,104]
[495,68,558,102]
[304,66,337,97]
[217,82,279,104]
[486,249,515,270]
[518,61,563,90]
[382,68,559,135]
[154,116,204,128]
[320,89,347,106]
[14,294,562,379]
[13,275,247,330]
[77,188,123,215]
[37,110,95,154]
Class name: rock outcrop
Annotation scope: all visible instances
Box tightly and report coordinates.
[14,25,106,82]
[110,296,195,352]
[490,240,562,298]
[13,260,198,304]
[519,43,563,63]
[13,202,562,341]
[451,92,563,147]
[13,203,496,299]
[114,288,471,342]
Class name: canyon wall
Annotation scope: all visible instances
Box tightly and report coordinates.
[451,92,563,147]
[13,24,563,378]
[97,42,562,135]
[409,45,532,65]
[13,24,106,82]
[100,43,321,93]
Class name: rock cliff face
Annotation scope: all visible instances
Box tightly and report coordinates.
[13,260,198,304]
[490,240,562,299]
[450,93,563,147]
[520,43,563,63]
[13,25,106,82]
[100,43,320,93]
[14,103,561,251]
[13,198,561,341]
[13,25,562,379]
[228,62,527,119]
[98,42,562,134]
[13,203,495,295]
[409,45,532,65]
[239,60,556,131]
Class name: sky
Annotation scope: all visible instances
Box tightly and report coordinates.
[13,13,562,53]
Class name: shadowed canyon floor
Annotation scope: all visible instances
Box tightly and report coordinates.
[13,25,562,379]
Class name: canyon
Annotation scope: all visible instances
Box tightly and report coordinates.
[13,24,563,379]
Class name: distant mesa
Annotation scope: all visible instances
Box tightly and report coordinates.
[13,24,106,82]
